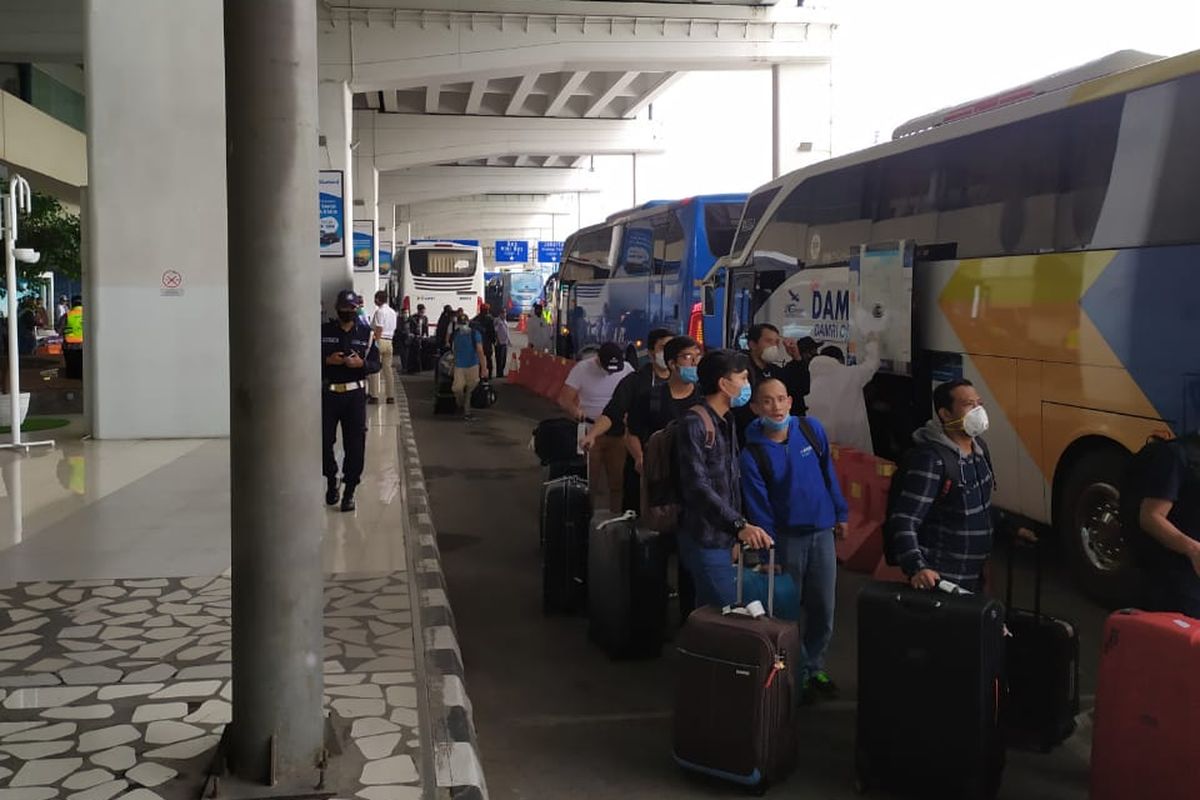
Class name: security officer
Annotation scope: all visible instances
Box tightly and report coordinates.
[322,289,381,512]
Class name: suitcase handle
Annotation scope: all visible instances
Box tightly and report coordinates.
[595,510,636,530]
[735,545,776,618]
[1004,527,1043,619]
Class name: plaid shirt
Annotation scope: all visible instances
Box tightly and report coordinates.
[889,438,995,591]
[678,402,743,549]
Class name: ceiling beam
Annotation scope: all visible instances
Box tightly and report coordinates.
[425,84,441,114]
[624,72,684,118]
[364,92,381,110]
[514,155,531,167]
[465,80,487,115]
[584,71,639,118]
[381,165,602,207]
[506,72,539,116]
[545,70,589,117]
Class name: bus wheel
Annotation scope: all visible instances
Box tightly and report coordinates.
[1058,445,1138,607]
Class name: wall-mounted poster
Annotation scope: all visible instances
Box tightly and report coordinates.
[352,220,374,272]
[379,244,392,277]
[318,170,345,257]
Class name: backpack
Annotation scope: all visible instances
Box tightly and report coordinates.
[1121,435,1200,566]
[882,436,993,566]
[745,417,833,501]
[641,405,715,532]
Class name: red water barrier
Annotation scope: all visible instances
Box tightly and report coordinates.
[833,447,897,575]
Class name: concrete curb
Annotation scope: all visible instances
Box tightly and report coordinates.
[395,384,489,800]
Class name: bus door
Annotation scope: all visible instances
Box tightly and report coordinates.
[850,240,918,461]
[723,252,804,351]
[652,211,686,335]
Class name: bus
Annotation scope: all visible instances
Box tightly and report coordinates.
[556,194,746,360]
[390,241,485,335]
[496,271,547,320]
[717,49,1200,603]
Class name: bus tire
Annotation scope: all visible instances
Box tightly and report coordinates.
[1057,444,1138,607]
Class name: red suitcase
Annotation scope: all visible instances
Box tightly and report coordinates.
[1090,609,1200,800]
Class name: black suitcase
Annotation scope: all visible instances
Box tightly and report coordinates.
[673,548,800,790]
[541,475,590,614]
[544,456,587,483]
[1002,535,1080,752]
[856,581,1006,800]
[470,378,497,409]
[587,511,667,659]
[432,351,457,415]
[406,337,424,374]
[420,339,438,371]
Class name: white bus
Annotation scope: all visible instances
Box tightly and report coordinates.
[391,241,485,335]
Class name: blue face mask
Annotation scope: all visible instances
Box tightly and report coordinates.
[678,365,699,384]
[761,415,790,432]
[731,383,752,408]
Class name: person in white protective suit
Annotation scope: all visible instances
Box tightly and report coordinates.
[804,329,881,453]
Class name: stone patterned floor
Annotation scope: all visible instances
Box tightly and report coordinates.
[0,573,422,800]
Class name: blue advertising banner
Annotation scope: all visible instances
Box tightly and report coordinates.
[494,240,529,263]
[620,226,654,274]
[379,246,392,277]
[318,170,344,258]
[537,240,564,264]
[352,220,374,272]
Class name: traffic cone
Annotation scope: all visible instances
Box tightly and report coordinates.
[517,312,527,333]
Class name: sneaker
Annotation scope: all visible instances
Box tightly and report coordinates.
[367,396,380,405]
[808,671,840,702]
[386,397,395,404]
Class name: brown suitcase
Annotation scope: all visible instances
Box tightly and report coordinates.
[672,548,799,790]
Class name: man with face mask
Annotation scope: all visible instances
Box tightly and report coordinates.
[886,379,996,592]
[560,342,634,513]
[450,311,488,419]
[321,290,382,512]
[741,378,849,703]
[677,349,773,608]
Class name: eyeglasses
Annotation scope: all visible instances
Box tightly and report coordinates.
[674,351,701,365]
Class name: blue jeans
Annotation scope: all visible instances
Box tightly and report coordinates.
[776,529,837,679]
[679,534,738,609]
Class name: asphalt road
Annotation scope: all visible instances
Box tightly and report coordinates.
[404,369,1103,800]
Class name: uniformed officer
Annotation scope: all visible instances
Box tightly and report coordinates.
[322,289,381,512]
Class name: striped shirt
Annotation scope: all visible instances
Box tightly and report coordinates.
[889,436,995,591]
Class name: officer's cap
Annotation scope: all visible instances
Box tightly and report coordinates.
[335,289,360,309]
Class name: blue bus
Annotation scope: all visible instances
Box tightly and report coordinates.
[555,194,746,359]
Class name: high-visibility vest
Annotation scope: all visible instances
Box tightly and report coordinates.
[64,306,84,345]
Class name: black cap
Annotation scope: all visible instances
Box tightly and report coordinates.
[598,342,624,373]
[796,336,823,354]
[335,289,360,309]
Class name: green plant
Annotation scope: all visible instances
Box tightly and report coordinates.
[17,192,81,282]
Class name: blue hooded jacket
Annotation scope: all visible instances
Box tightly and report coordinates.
[740,416,849,536]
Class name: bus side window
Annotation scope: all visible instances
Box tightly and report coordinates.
[702,284,715,317]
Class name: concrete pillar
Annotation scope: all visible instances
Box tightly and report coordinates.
[772,61,833,179]
[318,79,354,310]
[225,0,325,784]
[84,0,228,438]
[352,156,379,300]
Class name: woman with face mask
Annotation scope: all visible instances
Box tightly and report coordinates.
[886,378,997,594]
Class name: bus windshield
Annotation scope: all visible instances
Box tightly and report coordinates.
[510,272,543,294]
[703,203,744,258]
[409,249,478,276]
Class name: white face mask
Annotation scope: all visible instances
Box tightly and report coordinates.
[760,344,788,366]
[962,405,989,438]
[653,352,667,369]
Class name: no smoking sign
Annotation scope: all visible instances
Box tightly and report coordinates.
[161,269,184,296]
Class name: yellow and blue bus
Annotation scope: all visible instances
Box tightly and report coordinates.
[720,49,1200,602]
[556,195,746,360]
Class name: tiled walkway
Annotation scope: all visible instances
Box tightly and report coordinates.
[0,381,485,799]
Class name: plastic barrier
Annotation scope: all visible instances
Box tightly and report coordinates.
[833,447,896,575]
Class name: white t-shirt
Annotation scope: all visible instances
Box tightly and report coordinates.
[565,357,634,421]
[370,304,398,340]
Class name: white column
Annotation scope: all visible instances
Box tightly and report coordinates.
[84,0,228,438]
[318,79,353,310]
[352,154,379,301]
[772,61,833,179]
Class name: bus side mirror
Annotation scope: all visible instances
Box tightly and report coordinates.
[702,284,715,316]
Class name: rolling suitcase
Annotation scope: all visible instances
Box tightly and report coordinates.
[544,456,586,483]
[1090,610,1200,800]
[470,377,497,409]
[541,473,590,614]
[1002,535,1080,752]
[855,581,1006,800]
[406,337,424,374]
[672,548,800,790]
[587,511,668,659]
[432,351,457,415]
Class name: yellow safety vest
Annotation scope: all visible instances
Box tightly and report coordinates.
[64,306,83,345]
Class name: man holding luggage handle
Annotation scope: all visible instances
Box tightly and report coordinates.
[1135,430,1200,616]
[740,378,850,703]
[887,379,996,593]
[677,349,773,608]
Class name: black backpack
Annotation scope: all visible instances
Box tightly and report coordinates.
[882,437,993,566]
[1120,435,1200,566]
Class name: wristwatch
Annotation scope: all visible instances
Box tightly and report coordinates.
[731,517,748,536]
